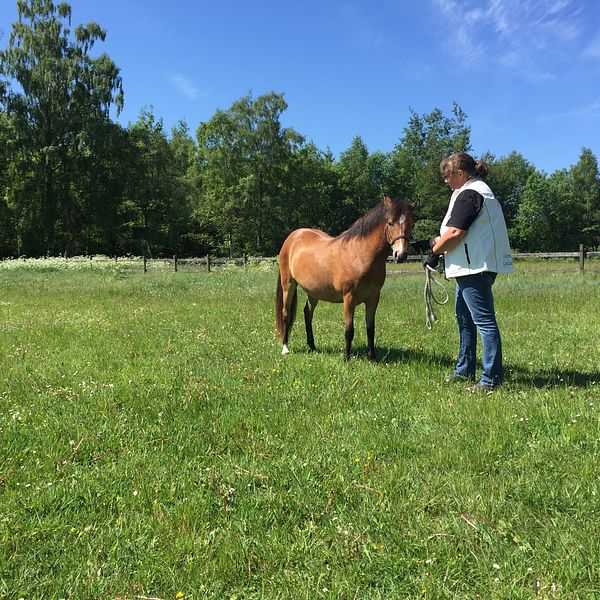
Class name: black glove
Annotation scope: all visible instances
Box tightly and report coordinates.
[423,251,441,272]
[412,238,436,254]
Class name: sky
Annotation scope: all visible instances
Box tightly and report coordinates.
[2,0,600,174]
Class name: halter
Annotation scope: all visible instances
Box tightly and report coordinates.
[388,233,411,246]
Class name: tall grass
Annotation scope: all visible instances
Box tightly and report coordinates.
[0,263,599,599]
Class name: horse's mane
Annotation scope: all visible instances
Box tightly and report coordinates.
[337,199,405,242]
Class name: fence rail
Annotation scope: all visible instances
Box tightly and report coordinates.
[135,250,600,274]
[3,249,599,273]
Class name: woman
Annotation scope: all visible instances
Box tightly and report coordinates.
[413,153,513,392]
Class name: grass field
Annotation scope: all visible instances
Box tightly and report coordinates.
[1,260,599,599]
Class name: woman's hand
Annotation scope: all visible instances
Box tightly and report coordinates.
[412,238,436,253]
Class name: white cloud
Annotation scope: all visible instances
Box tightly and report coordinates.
[584,31,600,60]
[432,0,584,77]
[539,101,600,121]
[168,73,203,101]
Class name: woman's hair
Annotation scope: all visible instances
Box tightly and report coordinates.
[440,152,488,179]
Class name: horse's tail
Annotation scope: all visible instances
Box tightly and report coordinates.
[275,269,297,338]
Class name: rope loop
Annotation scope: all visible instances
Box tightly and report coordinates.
[424,266,449,329]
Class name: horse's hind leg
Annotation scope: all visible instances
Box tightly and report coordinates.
[281,279,298,355]
[365,292,381,363]
[304,295,319,351]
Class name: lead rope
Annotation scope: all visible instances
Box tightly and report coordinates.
[423,265,449,329]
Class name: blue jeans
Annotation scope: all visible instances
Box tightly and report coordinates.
[453,272,503,387]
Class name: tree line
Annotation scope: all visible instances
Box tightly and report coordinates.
[1,0,599,259]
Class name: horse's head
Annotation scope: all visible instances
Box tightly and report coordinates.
[384,196,420,263]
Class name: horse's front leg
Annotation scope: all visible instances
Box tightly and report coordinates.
[304,295,319,352]
[365,292,381,363]
[343,294,356,361]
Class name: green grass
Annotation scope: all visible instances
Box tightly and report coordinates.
[1,262,599,599]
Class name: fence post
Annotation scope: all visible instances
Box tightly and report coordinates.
[143,256,147,273]
[173,254,178,272]
[579,244,585,273]
[207,254,211,273]
[244,253,248,268]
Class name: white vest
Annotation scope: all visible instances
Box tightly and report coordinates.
[441,178,514,278]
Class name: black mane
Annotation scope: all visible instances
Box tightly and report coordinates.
[337,199,405,241]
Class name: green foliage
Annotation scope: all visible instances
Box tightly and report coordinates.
[0,110,15,256]
[548,168,580,250]
[196,91,304,255]
[388,104,471,222]
[334,136,384,232]
[0,0,123,254]
[411,218,440,241]
[123,109,185,256]
[285,143,339,235]
[513,172,554,251]
[512,161,589,252]
[0,3,598,257]
[571,148,600,248]
[485,151,536,230]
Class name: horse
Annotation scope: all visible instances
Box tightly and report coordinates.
[275,196,419,361]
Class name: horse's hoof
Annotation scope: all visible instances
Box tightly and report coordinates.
[282,345,290,355]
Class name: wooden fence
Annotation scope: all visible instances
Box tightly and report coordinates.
[141,254,278,273]
[5,247,599,273]
[135,246,599,273]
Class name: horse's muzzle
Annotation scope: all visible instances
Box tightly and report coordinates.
[389,234,410,264]
[392,249,408,263]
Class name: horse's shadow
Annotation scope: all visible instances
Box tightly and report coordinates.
[300,344,599,390]
[376,345,455,367]
[299,344,453,367]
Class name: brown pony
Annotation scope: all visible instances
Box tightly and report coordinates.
[276,196,419,361]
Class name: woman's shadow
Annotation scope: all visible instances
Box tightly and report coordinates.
[376,346,599,389]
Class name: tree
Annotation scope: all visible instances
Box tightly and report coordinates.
[196,91,303,255]
[550,168,580,250]
[285,143,339,236]
[0,109,15,256]
[122,109,176,256]
[334,136,383,232]
[76,120,130,255]
[571,148,600,248]
[0,0,123,254]
[167,120,202,255]
[485,151,536,233]
[387,104,470,229]
[513,172,554,251]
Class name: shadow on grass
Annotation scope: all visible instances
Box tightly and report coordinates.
[504,364,600,389]
[294,344,599,389]
[379,347,599,389]
[294,343,455,368]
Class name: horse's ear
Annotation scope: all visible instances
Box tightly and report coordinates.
[410,198,421,210]
[383,195,393,208]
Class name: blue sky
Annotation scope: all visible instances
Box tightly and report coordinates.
[2,0,600,173]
